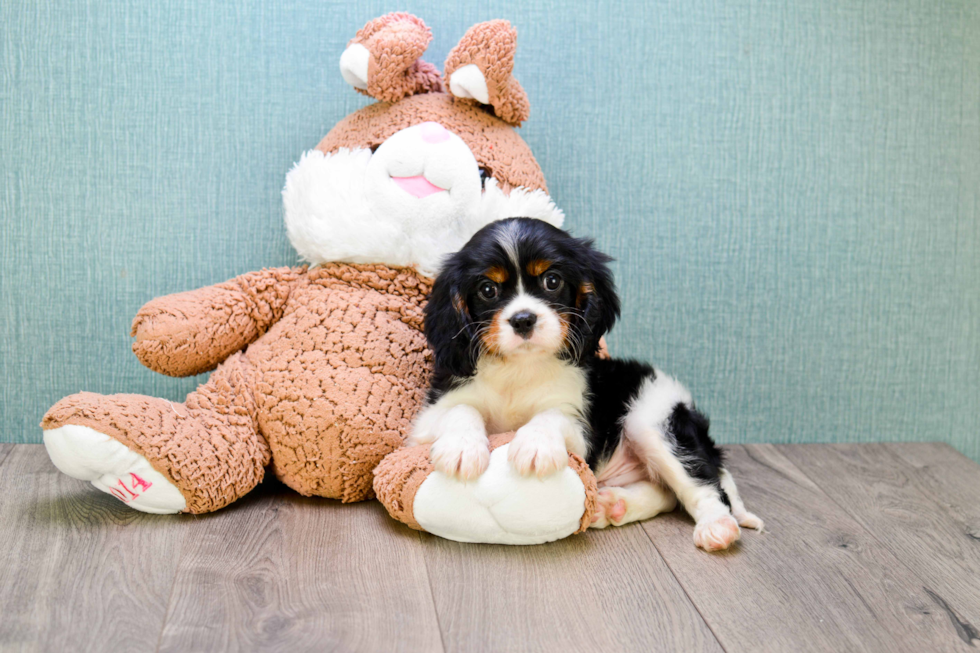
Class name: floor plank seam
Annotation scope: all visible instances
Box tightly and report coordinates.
[638,524,731,653]
[417,532,449,653]
[0,445,15,469]
[883,443,980,550]
[153,525,190,653]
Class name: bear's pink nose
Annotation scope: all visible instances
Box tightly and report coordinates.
[419,121,450,144]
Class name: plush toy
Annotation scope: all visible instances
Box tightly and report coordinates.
[40,14,580,526]
[375,433,598,544]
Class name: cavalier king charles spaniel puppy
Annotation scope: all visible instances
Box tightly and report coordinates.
[410,218,762,551]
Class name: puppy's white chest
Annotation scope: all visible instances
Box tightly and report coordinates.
[469,355,587,432]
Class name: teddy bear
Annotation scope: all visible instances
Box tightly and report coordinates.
[40,13,568,516]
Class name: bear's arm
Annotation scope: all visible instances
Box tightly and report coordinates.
[130,266,307,377]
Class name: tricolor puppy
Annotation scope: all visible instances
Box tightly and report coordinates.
[411,218,763,551]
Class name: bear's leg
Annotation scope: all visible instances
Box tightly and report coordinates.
[42,353,270,514]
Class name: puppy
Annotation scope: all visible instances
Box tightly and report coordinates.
[411,218,763,551]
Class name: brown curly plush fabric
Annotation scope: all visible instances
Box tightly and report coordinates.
[248,264,431,502]
[372,440,438,531]
[316,93,547,194]
[444,20,530,127]
[350,13,444,103]
[131,267,305,378]
[44,263,432,512]
[373,433,599,533]
[568,450,599,534]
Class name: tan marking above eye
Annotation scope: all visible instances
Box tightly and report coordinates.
[485,266,509,283]
[527,259,552,276]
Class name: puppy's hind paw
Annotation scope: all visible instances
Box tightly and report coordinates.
[589,488,627,529]
[694,513,741,552]
[735,510,764,532]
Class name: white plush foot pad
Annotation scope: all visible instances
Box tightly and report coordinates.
[412,443,587,545]
[43,425,186,514]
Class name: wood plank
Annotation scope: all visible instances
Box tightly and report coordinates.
[643,444,974,653]
[157,483,443,653]
[777,442,980,645]
[0,445,188,652]
[6,441,977,652]
[884,443,980,525]
[421,521,723,653]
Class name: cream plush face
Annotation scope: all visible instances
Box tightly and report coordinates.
[365,121,483,246]
[283,14,559,278]
[282,121,564,278]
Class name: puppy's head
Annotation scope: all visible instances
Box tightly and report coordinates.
[425,217,620,377]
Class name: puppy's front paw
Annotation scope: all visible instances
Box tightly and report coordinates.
[508,424,568,478]
[430,432,490,481]
[408,409,442,446]
[694,513,741,552]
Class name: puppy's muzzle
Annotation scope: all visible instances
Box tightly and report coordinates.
[508,311,537,339]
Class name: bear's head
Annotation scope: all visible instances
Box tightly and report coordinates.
[282,13,563,278]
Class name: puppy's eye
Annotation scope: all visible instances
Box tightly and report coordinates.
[543,272,563,292]
[478,166,491,189]
[478,281,498,300]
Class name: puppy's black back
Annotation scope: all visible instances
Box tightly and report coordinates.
[584,357,653,467]
[584,357,729,506]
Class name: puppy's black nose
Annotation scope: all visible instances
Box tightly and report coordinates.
[508,311,537,338]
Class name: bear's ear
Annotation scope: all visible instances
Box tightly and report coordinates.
[339,13,444,102]
[444,20,530,126]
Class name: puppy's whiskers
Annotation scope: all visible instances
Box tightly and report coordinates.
[452,319,490,341]
[557,306,593,333]
[471,320,501,360]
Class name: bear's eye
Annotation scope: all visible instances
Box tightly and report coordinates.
[543,272,563,292]
[478,280,498,300]
[478,166,491,189]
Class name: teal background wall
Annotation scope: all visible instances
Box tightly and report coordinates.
[2,1,978,459]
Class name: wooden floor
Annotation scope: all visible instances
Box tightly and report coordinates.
[2,443,979,652]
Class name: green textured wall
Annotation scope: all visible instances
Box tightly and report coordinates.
[2,1,978,460]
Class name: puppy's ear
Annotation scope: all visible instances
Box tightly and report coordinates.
[424,257,479,378]
[575,239,620,357]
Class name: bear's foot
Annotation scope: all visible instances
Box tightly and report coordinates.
[44,424,186,514]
